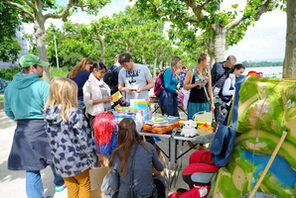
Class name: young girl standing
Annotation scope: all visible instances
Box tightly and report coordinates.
[83,62,112,133]
[42,77,99,198]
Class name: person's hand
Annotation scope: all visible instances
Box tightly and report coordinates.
[211,102,215,111]
[121,97,126,105]
[194,80,201,87]
[136,88,142,93]
[176,90,179,95]
[104,96,112,103]
[125,87,133,94]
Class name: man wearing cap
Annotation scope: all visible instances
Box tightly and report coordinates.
[4,54,65,198]
[211,55,237,96]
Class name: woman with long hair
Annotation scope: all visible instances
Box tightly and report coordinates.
[83,62,112,134]
[67,58,94,109]
[183,53,215,120]
[159,56,182,116]
[42,77,98,198]
[109,118,165,198]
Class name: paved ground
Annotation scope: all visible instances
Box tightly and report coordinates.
[0,108,199,198]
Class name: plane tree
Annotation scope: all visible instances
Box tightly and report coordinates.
[4,0,110,82]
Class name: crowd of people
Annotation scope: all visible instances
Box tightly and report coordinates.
[4,51,245,198]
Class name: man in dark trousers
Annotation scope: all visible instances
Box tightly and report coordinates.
[211,55,237,96]
[4,54,65,197]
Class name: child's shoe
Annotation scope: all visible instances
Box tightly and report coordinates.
[55,183,66,192]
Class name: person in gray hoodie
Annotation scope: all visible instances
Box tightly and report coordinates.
[4,54,65,198]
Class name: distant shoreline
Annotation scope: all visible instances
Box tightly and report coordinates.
[245,65,283,68]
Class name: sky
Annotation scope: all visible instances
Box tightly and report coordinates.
[23,0,287,63]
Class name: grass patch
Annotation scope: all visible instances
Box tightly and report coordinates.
[0,95,3,102]
[50,68,69,79]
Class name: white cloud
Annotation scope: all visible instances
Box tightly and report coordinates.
[226,10,286,62]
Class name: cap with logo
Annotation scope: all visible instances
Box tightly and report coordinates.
[19,54,49,68]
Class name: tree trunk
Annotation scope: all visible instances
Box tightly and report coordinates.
[283,0,296,79]
[100,35,105,64]
[34,18,50,82]
[213,26,226,62]
[153,51,158,78]
[159,54,163,71]
[142,54,146,65]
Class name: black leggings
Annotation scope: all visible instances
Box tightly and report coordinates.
[154,176,166,198]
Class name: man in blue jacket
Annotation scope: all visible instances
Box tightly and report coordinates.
[211,55,236,96]
[4,54,65,198]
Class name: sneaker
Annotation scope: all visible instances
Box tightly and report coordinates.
[55,184,66,192]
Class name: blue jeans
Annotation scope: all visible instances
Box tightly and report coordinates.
[26,165,64,198]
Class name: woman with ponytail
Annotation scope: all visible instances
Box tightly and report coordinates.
[109,118,165,198]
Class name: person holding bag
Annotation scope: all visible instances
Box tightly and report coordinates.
[159,56,182,116]
[183,52,215,120]
[109,118,165,198]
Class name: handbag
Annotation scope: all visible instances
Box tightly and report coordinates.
[101,171,119,198]
[130,144,158,198]
[180,69,195,110]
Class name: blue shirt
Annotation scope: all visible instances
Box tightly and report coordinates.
[163,68,178,93]
[67,71,90,101]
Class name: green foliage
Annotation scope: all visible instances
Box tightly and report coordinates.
[50,68,69,79]
[0,2,22,62]
[0,67,20,81]
[135,0,282,60]
[0,95,3,102]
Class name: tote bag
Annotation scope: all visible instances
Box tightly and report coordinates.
[179,69,194,110]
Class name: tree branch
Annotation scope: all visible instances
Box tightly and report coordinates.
[44,0,74,19]
[23,0,37,14]
[181,0,205,21]
[147,0,166,14]
[225,0,272,31]
[4,0,34,19]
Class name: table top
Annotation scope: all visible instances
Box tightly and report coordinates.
[138,131,172,138]
[139,130,215,143]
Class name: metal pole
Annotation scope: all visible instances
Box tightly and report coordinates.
[53,34,59,70]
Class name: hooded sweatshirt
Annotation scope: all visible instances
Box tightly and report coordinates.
[42,105,99,177]
[4,72,49,120]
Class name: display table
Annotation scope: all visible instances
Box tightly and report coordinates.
[138,130,215,188]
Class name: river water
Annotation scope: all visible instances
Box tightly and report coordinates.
[244,66,283,78]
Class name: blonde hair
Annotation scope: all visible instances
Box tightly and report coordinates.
[45,77,78,122]
[68,58,94,79]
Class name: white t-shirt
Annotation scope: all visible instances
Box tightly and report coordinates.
[118,64,152,102]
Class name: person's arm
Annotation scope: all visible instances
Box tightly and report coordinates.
[211,63,218,85]
[4,91,15,120]
[110,156,120,191]
[207,72,215,111]
[183,70,201,90]
[149,143,163,171]
[136,66,154,93]
[163,69,177,93]
[118,69,133,94]
[72,109,99,167]
[222,78,234,96]
[136,77,154,93]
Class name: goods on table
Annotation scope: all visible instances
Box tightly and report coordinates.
[143,115,180,134]
[197,123,214,135]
